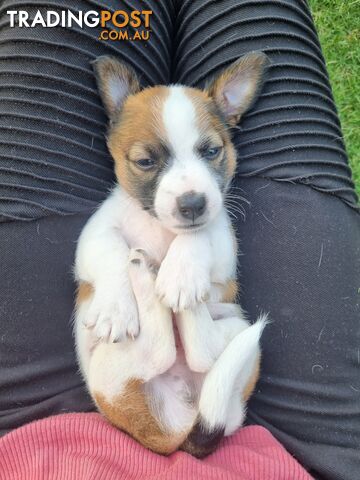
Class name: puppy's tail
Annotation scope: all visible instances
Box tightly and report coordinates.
[181,316,267,458]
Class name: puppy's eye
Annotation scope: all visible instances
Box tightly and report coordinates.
[135,158,156,170]
[204,146,222,160]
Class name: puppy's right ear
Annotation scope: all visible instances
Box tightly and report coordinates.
[206,52,269,126]
[92,56,140,122]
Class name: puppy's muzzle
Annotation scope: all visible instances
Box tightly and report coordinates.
[177,192,207,222]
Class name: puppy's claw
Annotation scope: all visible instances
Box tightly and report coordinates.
[85,286,139,343]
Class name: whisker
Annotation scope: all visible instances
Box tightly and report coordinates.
[226,199,246,206]
[224,203,247,219]
[225,197,247,207]
[226,209,238,220]
[225,207,246,221]
[225,199,246,209]
[225,194,251,207]
[226,194,250,204]
[227,209,246,220]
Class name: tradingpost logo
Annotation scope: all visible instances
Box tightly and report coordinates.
[6,9,153,41]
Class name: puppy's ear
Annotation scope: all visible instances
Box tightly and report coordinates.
[92,56,140,122]
[207,52,269,126]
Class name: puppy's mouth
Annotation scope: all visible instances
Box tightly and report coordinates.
[174,222,207,231]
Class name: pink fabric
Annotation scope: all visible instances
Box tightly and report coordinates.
[0,413,313,480]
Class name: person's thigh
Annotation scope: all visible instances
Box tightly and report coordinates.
[0,1,175,435]
[174,1,360,479]
[0,0,174,221]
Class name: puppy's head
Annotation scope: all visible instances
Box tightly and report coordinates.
[93,53,269,234]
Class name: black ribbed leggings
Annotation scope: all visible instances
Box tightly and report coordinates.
[0,2,359,479]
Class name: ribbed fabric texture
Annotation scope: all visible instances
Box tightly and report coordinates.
[0,0,174,221]
[0,0,358,222]
[174,0,358,211]
[0,413,313,480]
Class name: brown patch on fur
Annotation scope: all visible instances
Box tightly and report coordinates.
[76,282,94,306]
[94,379,187,455]
[108,86,169,197]
[224,137,237,179]
[103,75,239,200]
[222,279,238,303]
[186,88,237,182]
[243,355,261,402]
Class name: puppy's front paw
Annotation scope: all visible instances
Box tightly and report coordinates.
[156,259,210,312]
[84,288,139,342]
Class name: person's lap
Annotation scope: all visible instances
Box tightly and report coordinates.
[175,2,360,478]
[0,1,359,479]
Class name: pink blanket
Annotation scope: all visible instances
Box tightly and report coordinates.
[0,413,312,480]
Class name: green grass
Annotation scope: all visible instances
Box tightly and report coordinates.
[309,0,360,196]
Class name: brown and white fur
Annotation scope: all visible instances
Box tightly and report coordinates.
[74,52,269,457]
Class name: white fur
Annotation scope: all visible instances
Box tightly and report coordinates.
[75,189,138,342]
[154,87,223,233]
[77,249,264,440]
[145,362,198,434]
[74,85,264,447]
[86,251,176,399]
[75,201,262,442]
[162,86,199,160]
[75,87,235,335]
[176,303,248,373]
[198,316,267,433]
[75,187,174,341]
[155,208,236,312]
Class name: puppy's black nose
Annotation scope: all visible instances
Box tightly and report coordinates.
[177,192,207,221]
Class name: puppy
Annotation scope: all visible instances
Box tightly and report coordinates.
[74,52,269,457]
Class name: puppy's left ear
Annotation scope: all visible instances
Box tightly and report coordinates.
[207,52,270,126]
